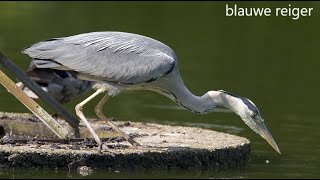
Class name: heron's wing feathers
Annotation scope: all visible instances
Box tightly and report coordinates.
[22,32,176,84]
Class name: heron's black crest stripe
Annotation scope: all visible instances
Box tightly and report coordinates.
[220,90,260,116]
[241,98,259,115]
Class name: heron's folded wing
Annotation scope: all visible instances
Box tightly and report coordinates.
[22,32,176,84]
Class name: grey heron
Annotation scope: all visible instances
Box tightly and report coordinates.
[22,31,280,153]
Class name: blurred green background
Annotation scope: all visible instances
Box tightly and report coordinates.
[0,1,319,178]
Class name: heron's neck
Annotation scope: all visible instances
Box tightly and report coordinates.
[157,75,238,114]
[206,90,241,114]
[168,86,215,114]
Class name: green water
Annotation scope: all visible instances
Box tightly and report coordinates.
[0,1,319,178]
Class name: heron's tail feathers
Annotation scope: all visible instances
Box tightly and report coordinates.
[21,38,63,60]
[22,38,71,70]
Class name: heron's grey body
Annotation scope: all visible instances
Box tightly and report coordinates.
[23,32,212,113]
[22,31,280,153]
[24,32,176,84]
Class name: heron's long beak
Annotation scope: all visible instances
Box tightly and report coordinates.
[258,122,281,154]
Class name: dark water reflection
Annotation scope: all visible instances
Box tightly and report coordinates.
[0,1,319,178]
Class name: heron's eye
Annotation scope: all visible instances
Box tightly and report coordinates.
[251,113,257,119]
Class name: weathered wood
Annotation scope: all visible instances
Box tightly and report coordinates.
[0,70,69,139]
[0,52,80,131]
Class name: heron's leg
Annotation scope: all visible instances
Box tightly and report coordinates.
[94,94,140,147]
[75,89,104,151]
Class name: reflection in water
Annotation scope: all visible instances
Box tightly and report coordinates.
[0,1,320,179]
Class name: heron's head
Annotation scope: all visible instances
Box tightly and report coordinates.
[213,90,281,154]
